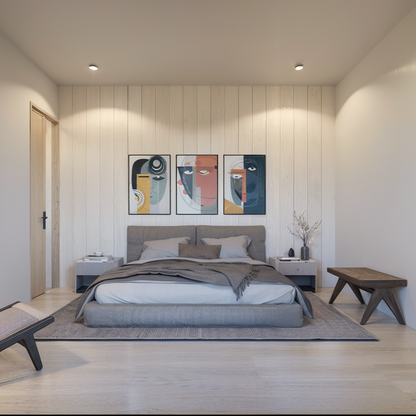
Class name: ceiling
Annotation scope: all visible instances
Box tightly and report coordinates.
[0,0,415,86]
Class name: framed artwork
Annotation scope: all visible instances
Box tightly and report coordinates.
[176,154,218,215]
[223,154,266,215]
[128,155,171,214]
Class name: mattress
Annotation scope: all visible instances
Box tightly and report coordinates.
[95,280,296,305]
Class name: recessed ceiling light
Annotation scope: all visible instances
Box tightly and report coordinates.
[295,64,304,71]
[89,64,98,71]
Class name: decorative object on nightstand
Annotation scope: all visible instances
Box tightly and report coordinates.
[84,254,114,262]
[288,248,294,257]
[269,257,317,292]
[75,256,124,293]
[287,211,322,260]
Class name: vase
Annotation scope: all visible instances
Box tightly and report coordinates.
[301,245,309,260]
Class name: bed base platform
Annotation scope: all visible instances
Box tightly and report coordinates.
[83,301,303,328]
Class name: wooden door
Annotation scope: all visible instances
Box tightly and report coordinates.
[30,108,46,298]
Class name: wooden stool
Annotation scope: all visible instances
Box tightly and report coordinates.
[327,267,407,325]
[0,302,54,370]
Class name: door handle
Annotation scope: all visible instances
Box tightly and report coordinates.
[42,211,48,230]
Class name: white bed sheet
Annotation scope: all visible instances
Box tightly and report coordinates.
[95,280,296,305]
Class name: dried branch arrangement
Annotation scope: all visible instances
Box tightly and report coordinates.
[287,211,322,246]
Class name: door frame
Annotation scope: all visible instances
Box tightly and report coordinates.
[30,102,60,290]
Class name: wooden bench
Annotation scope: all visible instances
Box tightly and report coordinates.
[327,267,407,325]
[0,302,54,370]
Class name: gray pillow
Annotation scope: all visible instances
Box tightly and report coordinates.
[178,243,221,259]
[201,235,252,259]
[140,237,190,260]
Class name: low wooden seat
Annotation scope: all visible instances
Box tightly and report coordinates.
[0,302,54,370]
[327,267,407,325]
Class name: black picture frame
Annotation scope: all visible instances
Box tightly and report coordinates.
[176,154,218,215]
[223,154,266,215]
[128,154,171,215]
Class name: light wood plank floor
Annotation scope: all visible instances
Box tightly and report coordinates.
[1,287,416,415]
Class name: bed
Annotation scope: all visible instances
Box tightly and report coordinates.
[75,225,313,328]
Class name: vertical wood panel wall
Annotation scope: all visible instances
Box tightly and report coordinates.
[59,85,335,289]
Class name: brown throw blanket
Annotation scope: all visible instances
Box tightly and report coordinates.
[75,259,313,319]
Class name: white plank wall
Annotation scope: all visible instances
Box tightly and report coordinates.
[307,86,323,286]
[114,86,128,256]
[280,86,294,260]
[86,86,101,255]
[59,86,74,289]
[100,87,115,256]
[72,86,87,270]
[59,85,335,288]
[321,86,336,287]
[293,86,308,258]
[266,86,281,265]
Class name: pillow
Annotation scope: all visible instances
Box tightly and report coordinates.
[178,243,221,260]
[139,237,190,260]
[201,235,252,259]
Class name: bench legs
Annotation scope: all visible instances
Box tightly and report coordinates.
[0,312,54,371]
[18,335,43,371]
[329,278,406,325]
[329,278,365,305]
[361,288,406,325]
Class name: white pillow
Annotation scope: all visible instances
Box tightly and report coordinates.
[201,235,252,259]
[140,237,190,260]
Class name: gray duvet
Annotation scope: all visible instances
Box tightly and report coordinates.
[75,258,313,320]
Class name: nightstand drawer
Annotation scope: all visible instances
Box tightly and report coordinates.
[277,261,316,276]
[269,257,317,292]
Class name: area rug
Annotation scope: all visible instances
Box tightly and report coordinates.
[34,293,378,341]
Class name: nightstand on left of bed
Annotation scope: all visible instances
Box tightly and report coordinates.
[75,257,124,293]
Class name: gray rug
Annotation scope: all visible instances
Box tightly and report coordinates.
[34,293,378,341]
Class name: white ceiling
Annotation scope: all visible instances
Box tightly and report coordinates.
[0,0,415,86]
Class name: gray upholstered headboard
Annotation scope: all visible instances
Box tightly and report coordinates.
[127,225,196,263]
[127,225,266,263]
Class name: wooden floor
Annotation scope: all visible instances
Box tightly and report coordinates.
[1,287,416,415]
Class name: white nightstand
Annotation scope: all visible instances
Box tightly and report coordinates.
[269,257,317,292]
[75,257,124,293]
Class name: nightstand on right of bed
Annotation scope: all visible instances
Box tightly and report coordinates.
[269,257,317,293]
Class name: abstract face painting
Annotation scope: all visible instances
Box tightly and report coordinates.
[224,155,266,215]
[176,155,218,214]
[129,155,170,214]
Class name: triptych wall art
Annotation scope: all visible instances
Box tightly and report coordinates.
[129,155,171,215]
[223,155,266,215]
[176,155,218,215]
[129,154,265,215]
